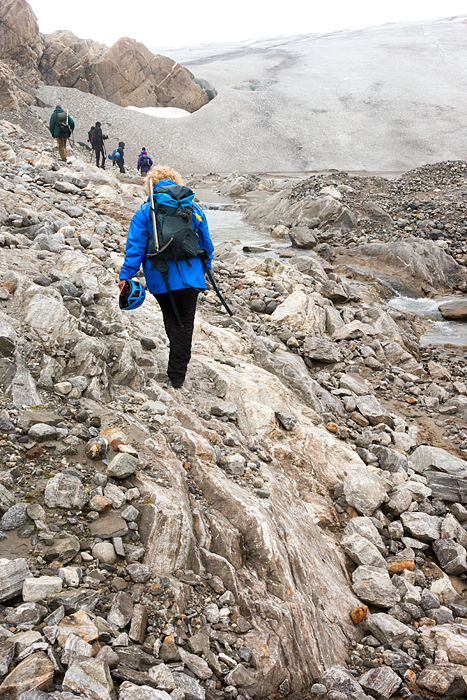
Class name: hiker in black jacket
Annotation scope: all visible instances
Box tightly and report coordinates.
[93,121,108,169]
[116,141,125,174]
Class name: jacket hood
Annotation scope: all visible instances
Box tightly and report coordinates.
[146,178,176,201]
[54,107,64,112]
[118,142,125,148]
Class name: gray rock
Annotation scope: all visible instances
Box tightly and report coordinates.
[302,337,342,363]
[341,534,387,569]
[44,534,80,564]
[351,566,401,608]
[0,636,15,676]
[0,557,30,601]
[321,667,363,697]
[400,512,441,542]
[178,648,212,680]
[147,664,176,691]
[343,517,387,555]
[106,453,138,479]
[44,473,89,509]
[275,411,297,430]
[417,663,467,697]
[339,374,372,396]
[370,445,408,474]
[424,471,467,502]
[108,591,134,629]
[23,576,63,602]
[0,652,54,699]
[289,226,317,249]
[172,673,205,700]
[0,483,16,512]
[410,445,467,478]
[359,666,401,700]
[128,604,147,645]
[432,538,467,575]
[420,589,440,611]
[222,453,246,476]
[63,658,115,700]
[223,665,258,695]
[343,464,388,516]
[355,395,394,427]
[250,298,266,313]
[118,682,172,700]
[6,602,47,628]
[363,612,418,646]
[121,505,139,522]
[126,564,152,583]
[92,542,117,565]
[1,503,29,530]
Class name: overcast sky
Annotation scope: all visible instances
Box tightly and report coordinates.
[27,0,467,50]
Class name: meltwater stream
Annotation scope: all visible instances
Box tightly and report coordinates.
[388,296,467,347]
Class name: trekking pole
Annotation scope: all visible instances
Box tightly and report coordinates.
[149,184,159,252]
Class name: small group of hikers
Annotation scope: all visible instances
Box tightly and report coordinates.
[49,109,217,387]
[49,107,153,175]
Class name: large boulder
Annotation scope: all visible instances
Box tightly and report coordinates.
[336,238,467,295]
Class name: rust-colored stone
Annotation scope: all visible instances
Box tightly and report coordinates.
[89,494,112,513]
[387,558,414,575]
[26,444,41,458]
[0,281,15,293]
[406,396,418,404]
[110,438,125,452]
[350,605,369,624]
[326,422,339,434]
[351,412,370,427]
[0,651,54,699]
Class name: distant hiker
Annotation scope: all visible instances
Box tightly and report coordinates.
[137,148,153,177]
[87,125,95,146]
[93,121,108,169]
[118,166,214,389]
[116,141,125,174]
[49,105,75,162]
[110,147,119,167]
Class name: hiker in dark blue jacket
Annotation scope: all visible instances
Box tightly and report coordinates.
[118,166,214,388]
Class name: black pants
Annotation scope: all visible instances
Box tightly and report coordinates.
[118,159,125,173]
[154,288,199,386]
[95,145,105,168]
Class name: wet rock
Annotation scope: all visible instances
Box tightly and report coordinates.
[438,299,467,320]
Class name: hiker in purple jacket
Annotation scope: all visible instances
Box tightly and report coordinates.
[137,148,153,177]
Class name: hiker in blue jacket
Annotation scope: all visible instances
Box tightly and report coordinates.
[118,166,214,389]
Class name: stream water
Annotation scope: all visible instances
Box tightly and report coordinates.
[388,296,467,348]
[200,199,467,349]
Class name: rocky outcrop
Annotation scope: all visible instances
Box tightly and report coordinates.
[0,0,212,113]
[335,238,467,296]
[39,33,210,112]
[0,0,43,76]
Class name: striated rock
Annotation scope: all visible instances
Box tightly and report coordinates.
[0,0,43,74]
[302,337,342,363]
[417,663,467,696]
[359,666,401,700]
[0,558,30,602]
[363,612,418,646]
[433,538,467,575]
[0,652,54,699]
[400,512,441,542]
[106,453,138,479]
[57,610,99,646]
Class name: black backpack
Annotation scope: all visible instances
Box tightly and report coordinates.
[57,111,69,133]
[141,154,150,167]
[147,184,232,326]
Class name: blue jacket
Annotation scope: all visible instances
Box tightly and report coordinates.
[119,179,214,295]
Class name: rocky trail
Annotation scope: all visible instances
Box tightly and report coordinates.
[2,108,467,700]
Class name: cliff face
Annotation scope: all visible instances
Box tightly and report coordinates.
[0,0,211,113]
[40,33,210,112]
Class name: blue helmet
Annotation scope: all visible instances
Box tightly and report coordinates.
[119,280,146,310]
